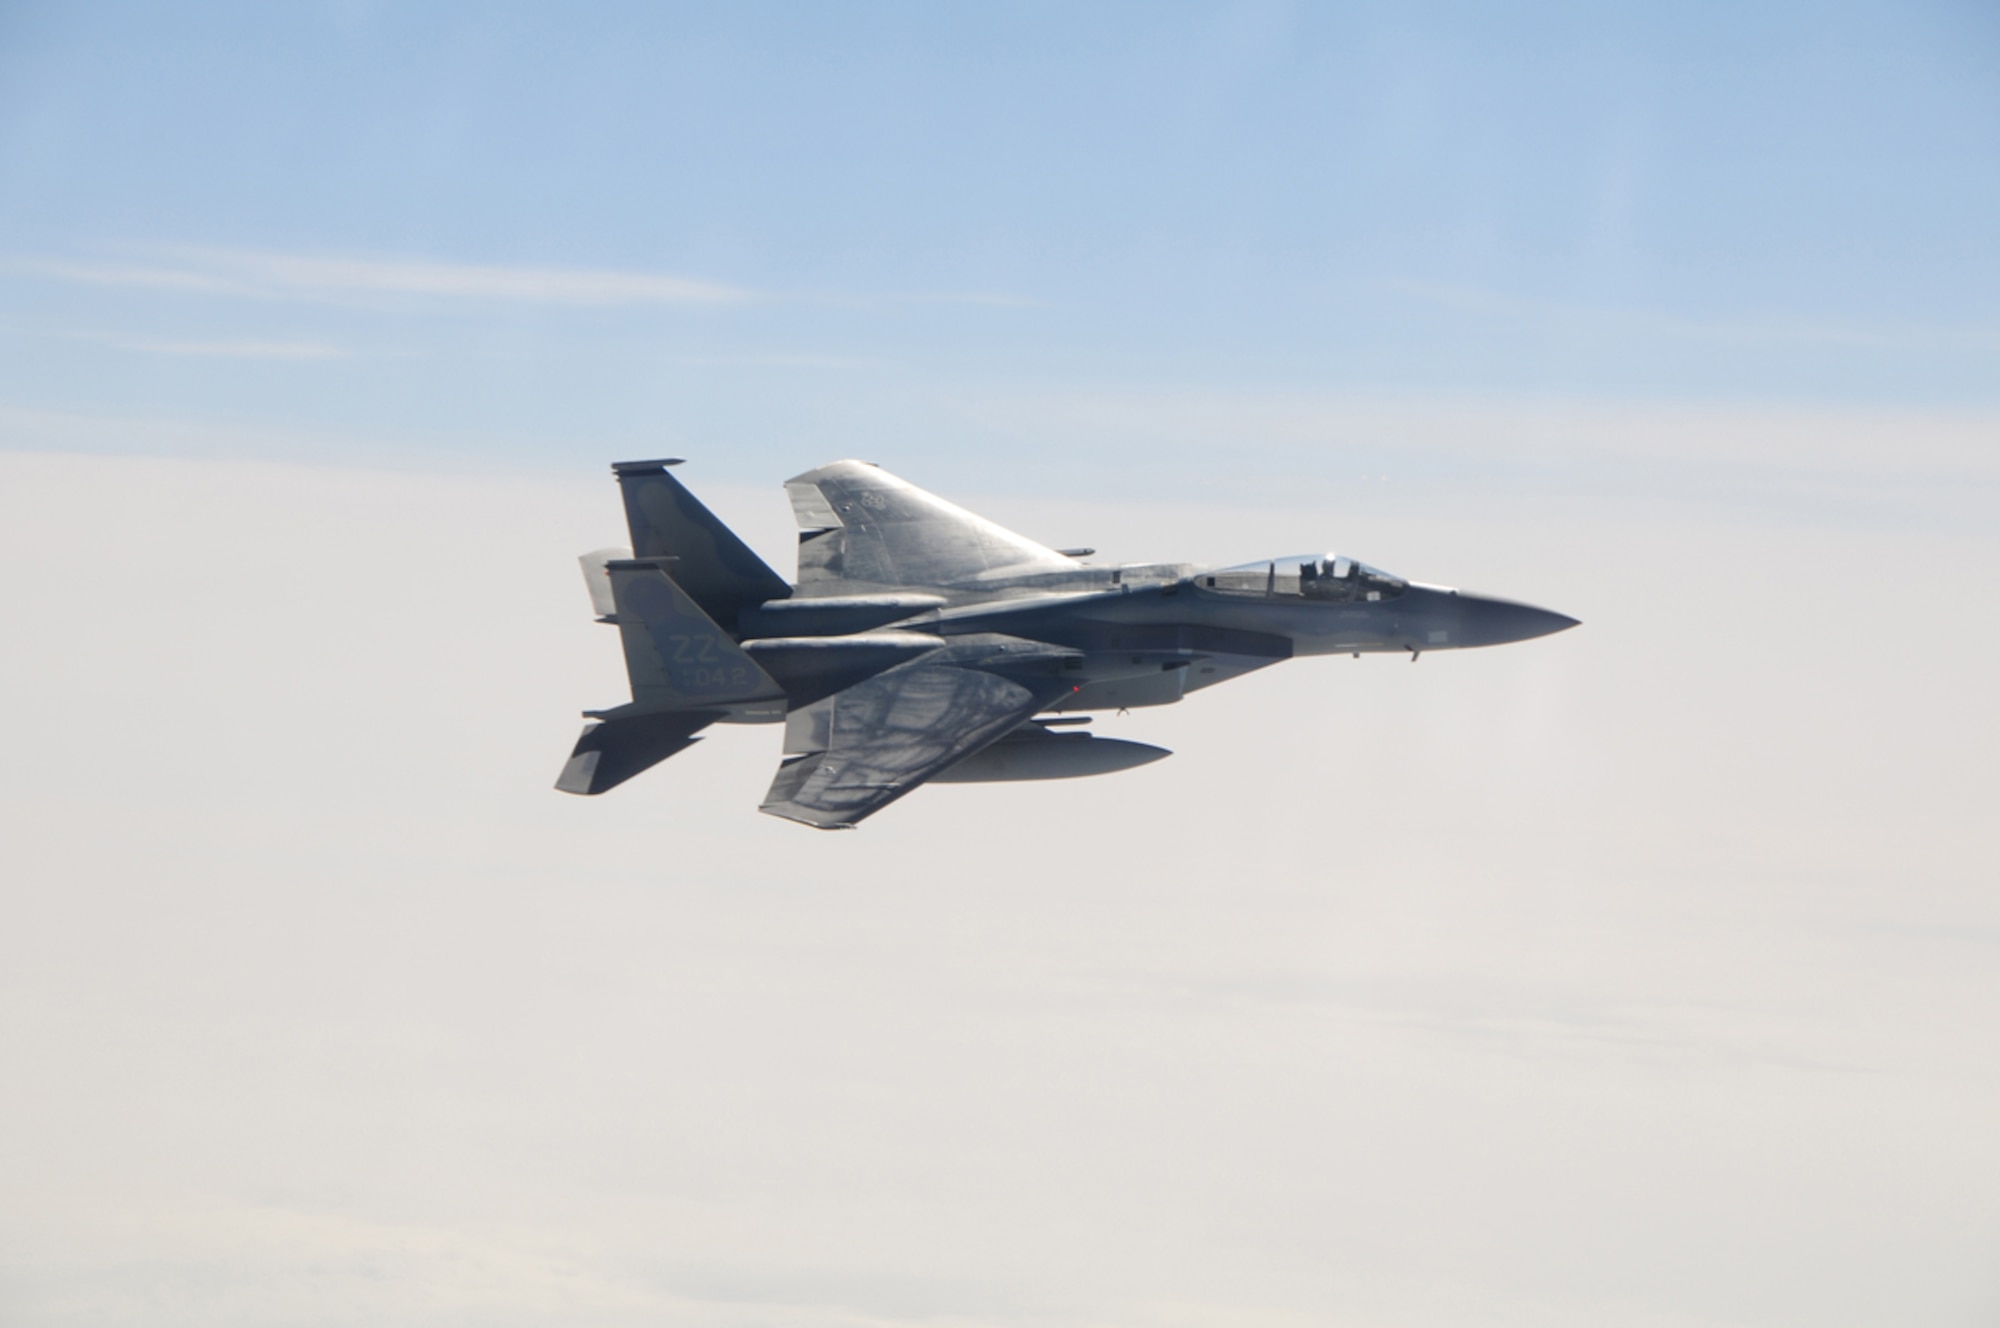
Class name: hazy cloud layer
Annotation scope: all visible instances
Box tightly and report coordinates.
[948,390,2000,532]
[8,398,1996,532]
[2,451,1995,1327]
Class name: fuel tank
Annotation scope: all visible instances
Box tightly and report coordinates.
[932,729,1170,783]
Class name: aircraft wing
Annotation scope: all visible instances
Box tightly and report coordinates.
[760,662,1063,829]
[785,459,1078,589]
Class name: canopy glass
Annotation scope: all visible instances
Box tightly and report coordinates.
[1196,553,1407,602]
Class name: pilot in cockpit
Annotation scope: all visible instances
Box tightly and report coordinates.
[1199,553,1406,603]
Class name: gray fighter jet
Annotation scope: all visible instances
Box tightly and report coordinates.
[556,459,1578,829]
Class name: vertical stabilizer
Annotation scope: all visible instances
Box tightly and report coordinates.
[612,459,791,628]
[605,558,785,712]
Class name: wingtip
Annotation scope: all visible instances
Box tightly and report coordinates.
[783,458,887,486]
[759,802,860,830]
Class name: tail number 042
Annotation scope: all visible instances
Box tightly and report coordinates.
[663,634,753,694]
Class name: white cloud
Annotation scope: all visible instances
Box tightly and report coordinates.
[18,248,751,308]
[114,337,345,359]
[11,249,1045,314]
[23,259,250,296]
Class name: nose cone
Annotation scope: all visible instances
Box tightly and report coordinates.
[1452,592,1581,648]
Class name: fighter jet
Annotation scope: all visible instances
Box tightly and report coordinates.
[556,459,1578,829]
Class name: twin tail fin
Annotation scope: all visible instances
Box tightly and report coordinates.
[554,557,784,797]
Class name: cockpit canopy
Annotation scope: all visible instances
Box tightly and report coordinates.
[1197,553,1407,602]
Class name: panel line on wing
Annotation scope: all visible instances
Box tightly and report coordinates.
[759,662,1061,828]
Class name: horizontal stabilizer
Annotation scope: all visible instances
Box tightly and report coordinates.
[555,710,720,795]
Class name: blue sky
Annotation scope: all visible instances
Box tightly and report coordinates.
[2,1,1996,485]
